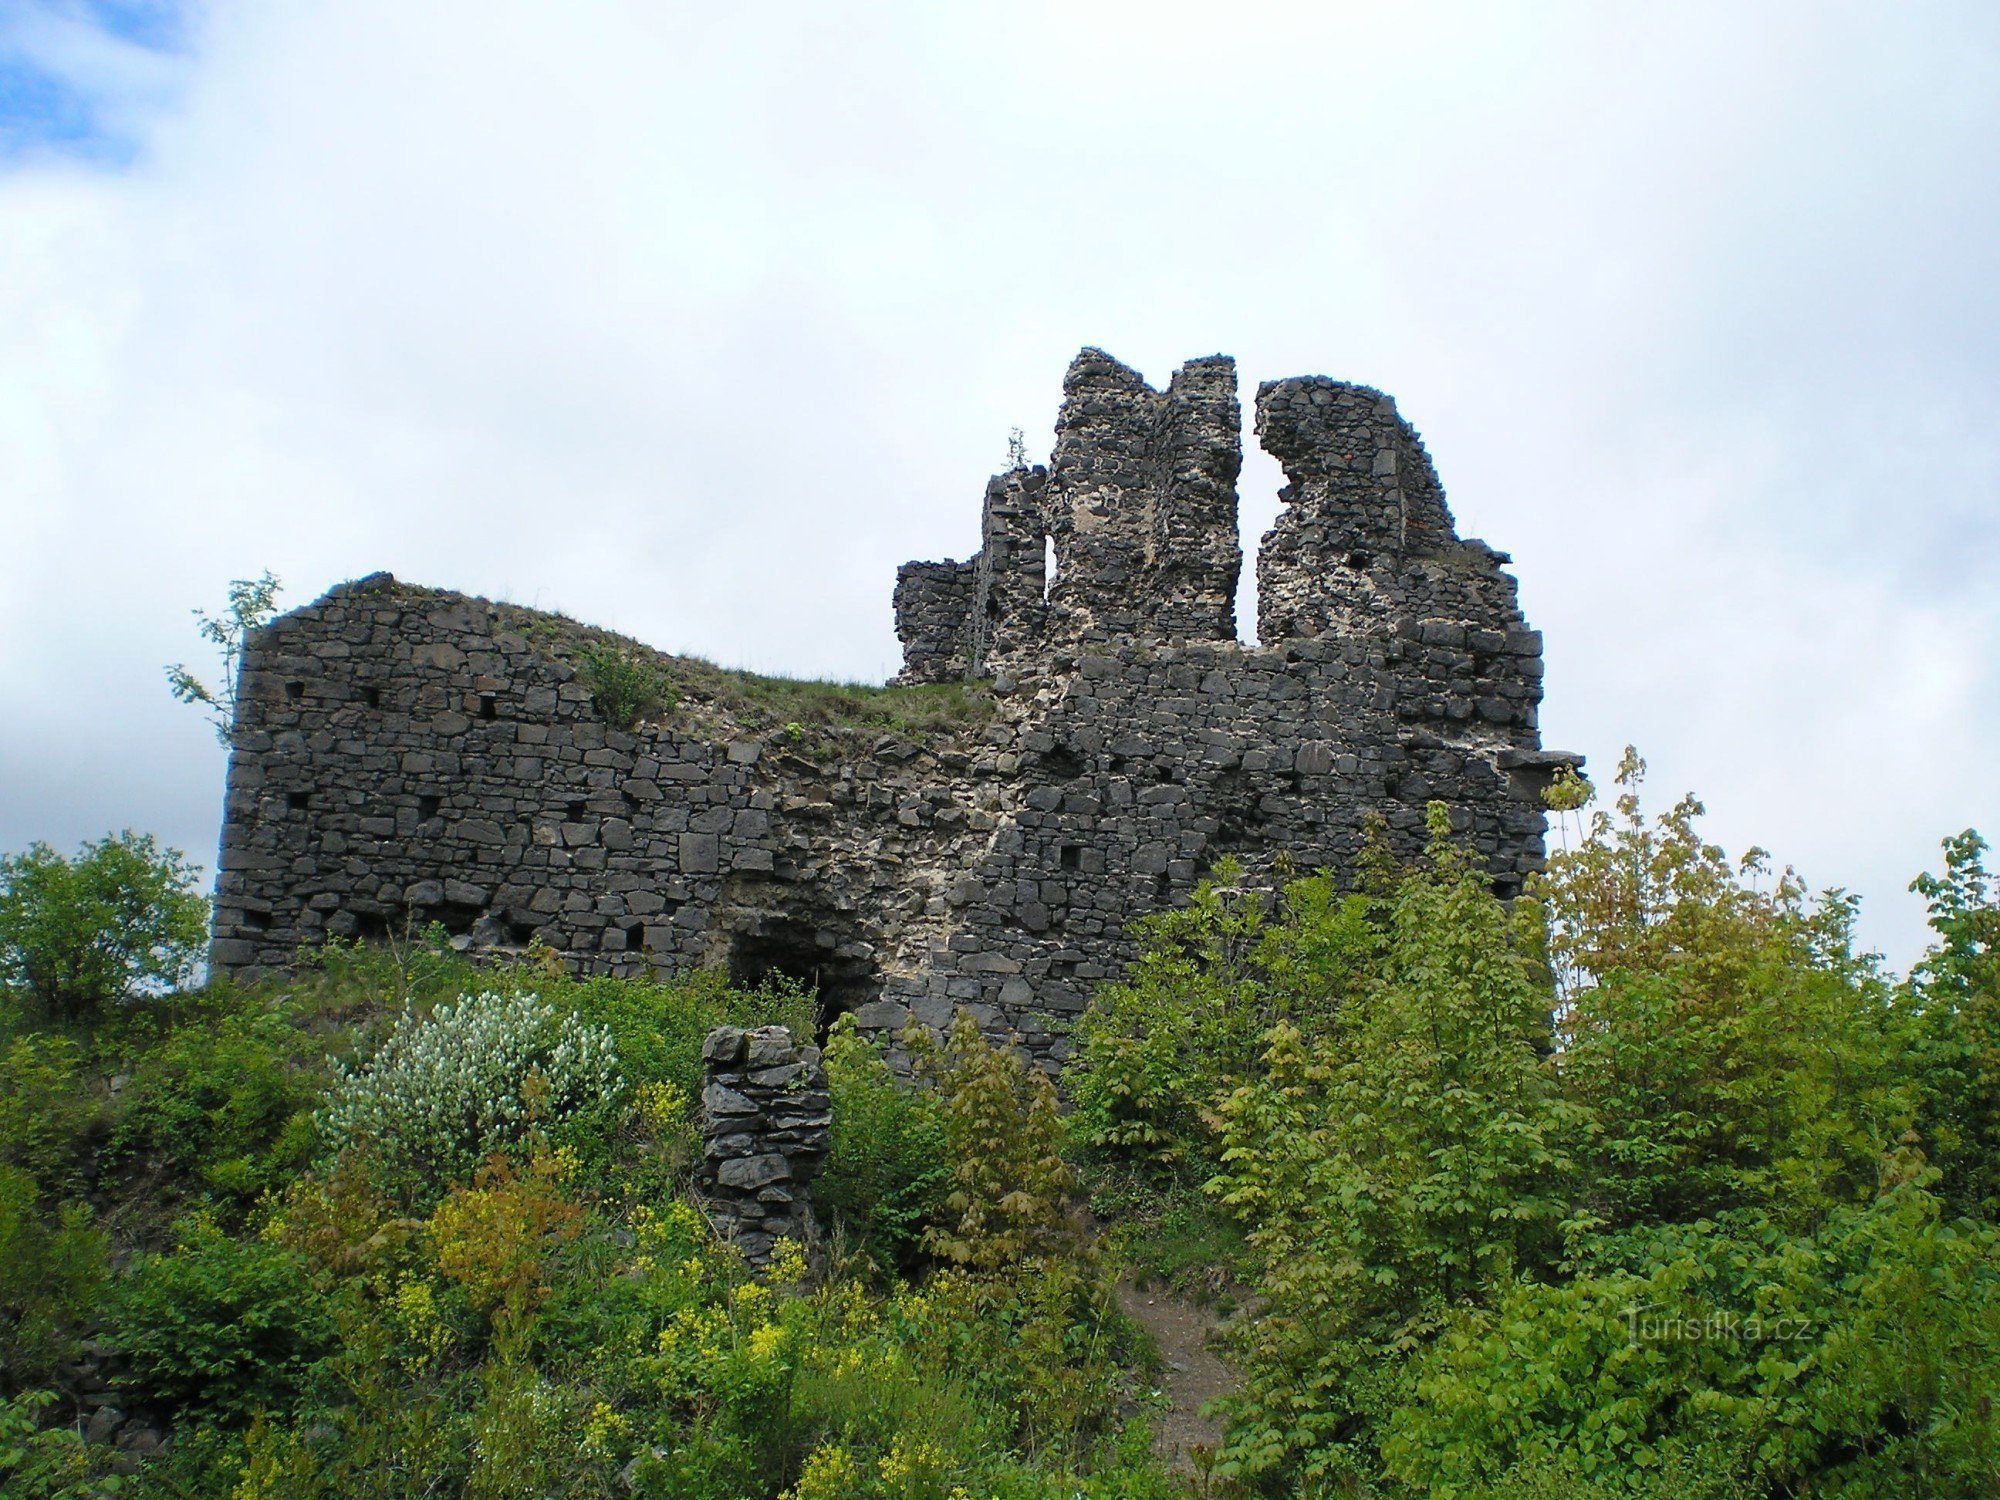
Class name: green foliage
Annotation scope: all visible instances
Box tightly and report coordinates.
[1386,1182,2000,1496]
[1205,806,1580,1489]
[1540,749,1901,1230]
[102,996,319,1204]
[578,643,677,730]
[1902,829,2000,1220]
[1070,858,1378,1172]
[106,1218,337,1423]
[0,1390,125,1499]
[0,1167,106,1390]
[558,967,815,1112]
[915,1011,1083,1273]
[816,1015,949,1272]
[318,990,623,1207]
[0,1033,94,1193]
[165,569,283,744]
[0,832,207,1024]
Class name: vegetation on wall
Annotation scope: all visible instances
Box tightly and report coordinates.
[499,599,995,748]
[164,571,284,744]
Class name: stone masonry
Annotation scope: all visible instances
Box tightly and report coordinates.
[698,1025,831,1264]
[211,348,1578,1071]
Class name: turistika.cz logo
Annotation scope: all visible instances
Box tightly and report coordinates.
[1623,1303,1815,1345]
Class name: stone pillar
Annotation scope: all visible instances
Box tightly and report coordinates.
[698,1025,831,1264]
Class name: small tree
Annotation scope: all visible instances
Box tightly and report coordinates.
[0,833,208,1024]
[911,1011,1081,1272]
[166,570,282,744]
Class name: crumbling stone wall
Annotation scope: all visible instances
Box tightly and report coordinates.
[699,1025,830,1264]
[211,347,1576,1073]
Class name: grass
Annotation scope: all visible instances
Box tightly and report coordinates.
[1081,1162,1249,1310]
[492,599,994,746]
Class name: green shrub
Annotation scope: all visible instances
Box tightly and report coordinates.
[578,644,676,730]
[318,990,622,1205]
[104,1000,320,1204]
[107,1219,337,1423]
[915,1012,1083,1273]
[1069,859,1377,1173]
[815,1015,948,1271]
[0,832,207,1023]
[1901,829,2000,1221]
[556,968,814,1103]
[0,1390,123,1499]
[1385,1184,2000,1496]
[1204,806,1581,1490]
[0,1034,94,1194]
[1542,749,1902,1230]
[0,1167,106,1390]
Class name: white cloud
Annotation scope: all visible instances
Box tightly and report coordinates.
[0,0,1994,968]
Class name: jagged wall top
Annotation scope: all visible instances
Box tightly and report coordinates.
[894,349,1501,683]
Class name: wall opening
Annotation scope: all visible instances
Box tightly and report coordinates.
[1039,742,1087,779]
[1043,535,1057,601]
[727,917,881,1040]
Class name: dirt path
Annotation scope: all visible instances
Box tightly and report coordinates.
[1116,1281,1237,1473]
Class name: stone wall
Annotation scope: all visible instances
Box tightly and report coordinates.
[211,348,1576,1072]
[698,1025,830,1264]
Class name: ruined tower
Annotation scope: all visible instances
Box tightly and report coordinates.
[211,349,1576,1070]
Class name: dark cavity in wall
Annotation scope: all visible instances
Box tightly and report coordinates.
[1040,742,1087,779]
[726,917,881,1040]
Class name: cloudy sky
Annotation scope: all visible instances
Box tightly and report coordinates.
[2,0,1995,970]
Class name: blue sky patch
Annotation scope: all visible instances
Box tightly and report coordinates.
[0,0,192,166]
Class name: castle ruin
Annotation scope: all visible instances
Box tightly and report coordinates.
[210,349,1576,1069]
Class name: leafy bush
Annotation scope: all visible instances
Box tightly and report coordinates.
[1070,860,1377,1173]
[815,1015,949,1272]
[558,968,814,1108]
[0,1034,94,1194]
[0,832,207,1023]
[578,643,676,730]
[427,1149,586,1344]
[1901,828,2000,1220]
[107,1219,336,1423]
[0,1167,105,1390]
[915,1012,1083,1273]
[1202,806,1581,1490]
[318,990,622,1205]
[0,1390,123,1500]
[1542,749,1900,1229]
[1385,1183,2000,1496]
[103,998,319,1203]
